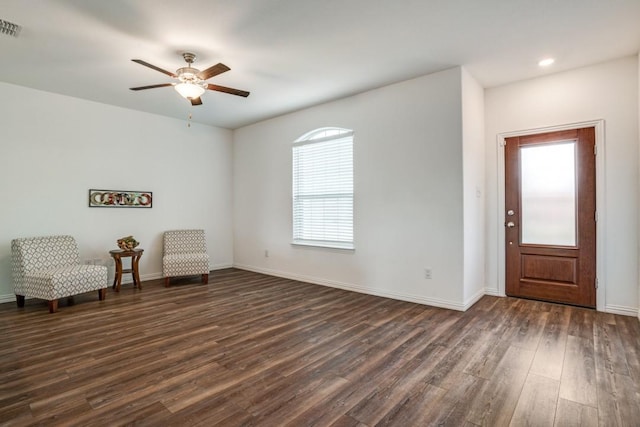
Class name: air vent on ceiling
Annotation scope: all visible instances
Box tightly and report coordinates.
[0,19,22,37]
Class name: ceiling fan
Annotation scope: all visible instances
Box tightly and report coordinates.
[130,52,249,105]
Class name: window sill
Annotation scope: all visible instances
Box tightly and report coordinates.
[291,240,355,251]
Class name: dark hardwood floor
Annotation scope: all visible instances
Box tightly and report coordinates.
[1,268,639,426]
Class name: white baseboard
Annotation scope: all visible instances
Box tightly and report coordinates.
[604,304,639,317]
[233,263,469,311]
[481,289,638,317]
[484,287,502,297]
[5,264,635,319]
[0,264,234,305]
[463,288,487,310]
[211,263,234,270]
[0,294,15,304]
[121,263,233,284]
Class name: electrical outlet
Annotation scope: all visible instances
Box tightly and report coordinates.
[265,249,269,258]
[424,268,432,279]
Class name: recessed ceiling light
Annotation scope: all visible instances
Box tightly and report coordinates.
[538,58,555,67]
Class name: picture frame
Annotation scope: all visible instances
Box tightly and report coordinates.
[88,189,153,208]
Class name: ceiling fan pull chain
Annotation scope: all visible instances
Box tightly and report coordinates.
[187,110,192,128]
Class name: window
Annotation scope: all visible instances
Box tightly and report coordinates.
[292,127,354,249]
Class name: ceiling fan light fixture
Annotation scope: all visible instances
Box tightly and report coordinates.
[174,82,206,99]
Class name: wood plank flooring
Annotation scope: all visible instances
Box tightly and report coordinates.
[1,268,639,426]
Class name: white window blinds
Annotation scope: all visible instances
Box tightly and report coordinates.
[292,128,354,249]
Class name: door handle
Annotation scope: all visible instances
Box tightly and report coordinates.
[506,221,515,228]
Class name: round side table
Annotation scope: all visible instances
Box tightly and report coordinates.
[109,248,144,292]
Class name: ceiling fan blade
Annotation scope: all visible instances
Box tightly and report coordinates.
[197,63,230,80]
[131,59,177,78]
[207,83,250,97]
[190,97,203,106]
[129,83,174,91]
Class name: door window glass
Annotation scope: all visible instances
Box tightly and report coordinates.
[520,141,576,246]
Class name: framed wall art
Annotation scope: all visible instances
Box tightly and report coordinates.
[89,189,153,208]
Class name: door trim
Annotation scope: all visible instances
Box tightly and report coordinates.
[496,119,606,311]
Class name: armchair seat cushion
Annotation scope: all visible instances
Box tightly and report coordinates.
[163,253,209,276]
[26,265,108,300]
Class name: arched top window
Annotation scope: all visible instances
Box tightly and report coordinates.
[292,127,354,249]
[295,127,353,143]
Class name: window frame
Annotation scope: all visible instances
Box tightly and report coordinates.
[292,127,354,250]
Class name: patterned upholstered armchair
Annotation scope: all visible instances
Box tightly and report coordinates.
[11,235,108,313]
[162,229,210,287]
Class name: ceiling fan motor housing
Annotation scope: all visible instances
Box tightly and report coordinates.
[182,52,197,64]
[176,67,201,82]
[177,53,204,86]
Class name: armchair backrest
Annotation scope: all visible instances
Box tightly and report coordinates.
[163,229,207,255]
[11,235,81,293]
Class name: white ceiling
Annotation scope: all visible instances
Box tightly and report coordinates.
[1,0,639,129]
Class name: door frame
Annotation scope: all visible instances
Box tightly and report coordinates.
[496,119,606,311]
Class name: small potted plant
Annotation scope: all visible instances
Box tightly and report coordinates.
[117,236,139,251]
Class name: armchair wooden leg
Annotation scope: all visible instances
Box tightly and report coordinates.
[202,274,209,284]
[48,300,59,313]
[165,277,170,287]
[16,295,25,308]
[98,288,107,301]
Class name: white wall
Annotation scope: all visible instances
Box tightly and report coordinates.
[233,68,471,310]
[461,68,486,306]
[0,82,234,302]
[485,56,639,315]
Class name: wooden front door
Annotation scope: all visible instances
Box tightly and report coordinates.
[505,127,596,307]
